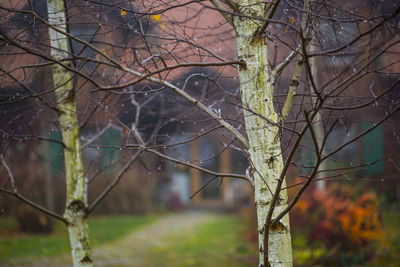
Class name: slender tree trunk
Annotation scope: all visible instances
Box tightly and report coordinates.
[46,0,93,266]
[42,138,54,211]
[234,3,292,266]
[309,40,327,191]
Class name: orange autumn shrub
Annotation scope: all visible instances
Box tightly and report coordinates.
[338,192,381,246]
[290,182,382,250]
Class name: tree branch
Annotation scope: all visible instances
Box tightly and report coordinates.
[252,0,281,42]
[209,0,235,27]
[281,0,311,122]
[142,146,251,182]
[271,43,301,84]
[0,188,67,224]
[190,175,219,199]
[88,151,143,214]
[25,8,250,147]
[272,103,400,224]
[0,155,17,192]
[222,0,239,13]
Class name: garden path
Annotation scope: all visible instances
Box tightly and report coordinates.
[4,211,217,267]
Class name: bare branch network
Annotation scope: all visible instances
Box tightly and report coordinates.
[0,0,399,266]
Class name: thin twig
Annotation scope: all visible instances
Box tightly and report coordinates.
[0,155,17,192]
[88,150,142,213]
[190,176,219,199]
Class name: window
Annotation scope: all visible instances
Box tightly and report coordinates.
[100,128,121,171]
[199,138,220,199]
[49,130,64,176]
[361,123,384,174]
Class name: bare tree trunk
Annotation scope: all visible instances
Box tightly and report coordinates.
[234,3,293,266]
[309,40,327,191]
[43,140,55,211]
[46,0,93,266]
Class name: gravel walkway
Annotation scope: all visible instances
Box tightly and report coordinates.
[3,211,216,267]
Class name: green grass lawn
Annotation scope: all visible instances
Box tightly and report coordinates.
[1,210,398,266]
[374,210,400,266]
[143,216,257,267]
[0,213,257,266]
[381,211,400,252]
[0,215,154,261]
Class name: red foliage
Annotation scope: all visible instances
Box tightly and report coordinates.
[290,181,382,249]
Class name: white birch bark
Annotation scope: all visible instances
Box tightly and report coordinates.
[233,2,292,266]
[46,0,93,266]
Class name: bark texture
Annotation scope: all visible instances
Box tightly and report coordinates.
[46,0,93,266]
[234,2,293,266]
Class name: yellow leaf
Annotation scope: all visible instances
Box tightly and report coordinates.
[121,9,127,17]
[96,47,108,60]
[152,14,161,22]
[123,127,130,136]
[289,16,295,24]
